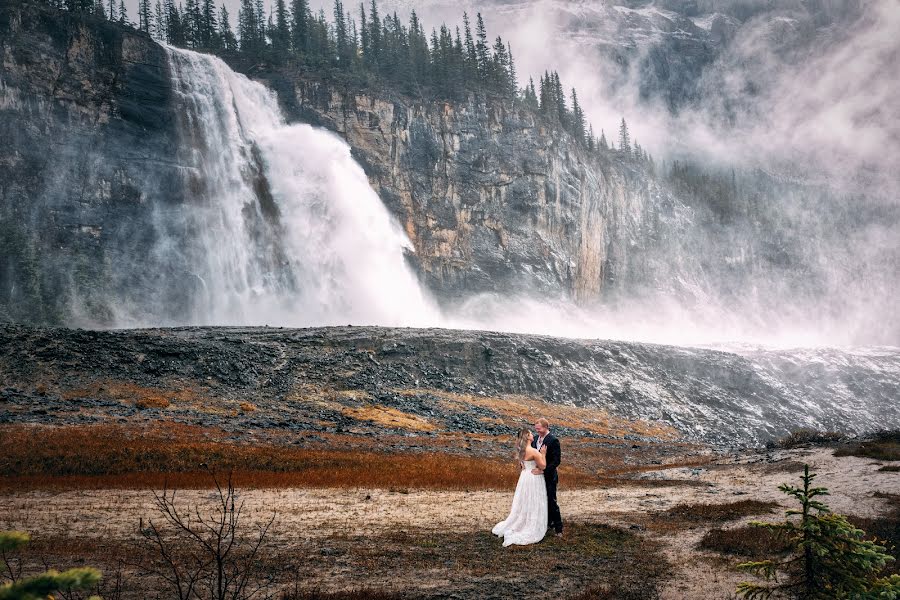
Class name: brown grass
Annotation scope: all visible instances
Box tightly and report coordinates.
[664,500,779,523]
[339,405,436,431]
[699,526,792,558]
[239,401,257,412]
[0,423,602,490]
[61,380,207,409]
[393,388,682,440]
[136,397,171,409]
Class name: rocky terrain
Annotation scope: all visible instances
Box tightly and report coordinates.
[2,324,898,448]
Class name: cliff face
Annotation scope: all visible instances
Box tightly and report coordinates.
[0,2,184,325]
[274,76,671,305]
[0,2,684,326]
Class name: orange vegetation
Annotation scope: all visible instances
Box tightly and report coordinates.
[0,423,602,491]
[61,380,208,409]
[395,388,682,440]
[339,405,437,431]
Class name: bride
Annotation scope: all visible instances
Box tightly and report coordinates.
[492,428,548,546]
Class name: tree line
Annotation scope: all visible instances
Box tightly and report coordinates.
[36,0,653,165]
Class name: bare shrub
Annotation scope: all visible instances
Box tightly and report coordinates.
[140,471,278,600]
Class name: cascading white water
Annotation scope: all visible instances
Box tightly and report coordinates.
[164,48,439,327]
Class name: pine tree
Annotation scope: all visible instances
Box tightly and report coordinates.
[491,36,508,92]
[290,0,309,54]
[538,72,551,117]
[552,72,566,126]
[118,0,128,25]
[271,0,289,55]
[219,4,236,50]
[599,129,608,151]
[366,0,380,66]
[107,0,116,22]
[201,0,218,49]
[164,0,185,45]
[474,13,489,81]
[0,531,102,600]
[152,0,166,40]
[138,0,152,32]
[333,0,350,65]
[358,3,368,60]
[523,77,538,109]
[462,12,477,80]
[618,117,631,155]
[506,42,517,97]
[571,87,585,143]
[737,465,900,599]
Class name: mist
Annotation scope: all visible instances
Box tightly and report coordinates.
[114,0,899,348]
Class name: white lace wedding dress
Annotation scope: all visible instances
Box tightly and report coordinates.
[492,459,548,546]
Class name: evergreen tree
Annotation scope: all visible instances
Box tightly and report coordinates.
[164,0,185,45]
[462,12,477,80]
[407,11,428,82]
[333,0,350,65]
[506,42,517,96]
[552,72,566,126]
[184,0,202,46]
[201,0,219,49]
[269,0,289,55]
[0,531,102,600]
[107,0,116,22]
[153,0,166,40]
[587,124,595,151]
[118,0,128,25]
[358,3,368,60]
[618,117,631,155]
[366,0,381,66]
[570,87,585,143]
[523,77,538,109]
[599,129,608,151]
[474,13,489,81]
[219,4,236,50]
[290,0,309,54]
[737,465,900,599]
[490,36,508,92]
[138,0,152,32]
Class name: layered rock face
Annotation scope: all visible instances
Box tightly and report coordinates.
[1,1,682,325]
[274,77,673,305]
[0,2,181,325]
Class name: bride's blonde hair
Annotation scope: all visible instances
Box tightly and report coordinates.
[515,428,531,461]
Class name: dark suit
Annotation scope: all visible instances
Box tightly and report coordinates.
[533,433,563,533]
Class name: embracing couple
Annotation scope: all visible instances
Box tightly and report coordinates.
[492,418,563,547]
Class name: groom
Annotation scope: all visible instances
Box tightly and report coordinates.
[531,418,563,536]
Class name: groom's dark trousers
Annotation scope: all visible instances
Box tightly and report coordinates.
[533,434,563,533]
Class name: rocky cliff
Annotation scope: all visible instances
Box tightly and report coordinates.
[0,2,185,325]
[267,73,676,305]
[0,1,687,326]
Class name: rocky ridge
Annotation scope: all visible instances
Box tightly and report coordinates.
[2,325,898,448]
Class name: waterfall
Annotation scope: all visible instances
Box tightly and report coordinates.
[159,47,438,327]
